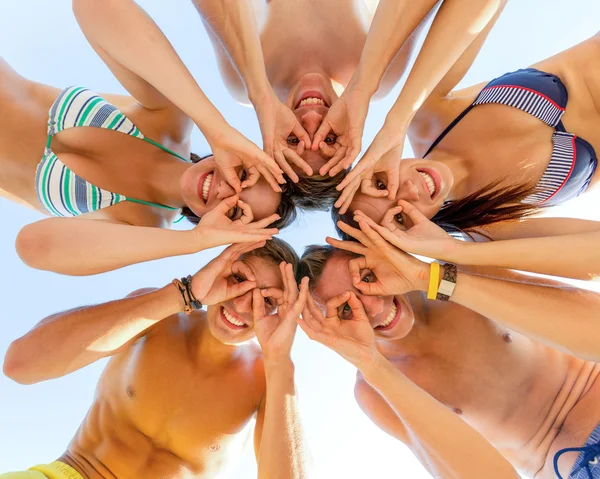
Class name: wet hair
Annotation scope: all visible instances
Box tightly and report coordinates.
[180,153,297,230]
[331,179,546,240]
[243,237,300,278]
[297,244,358,288]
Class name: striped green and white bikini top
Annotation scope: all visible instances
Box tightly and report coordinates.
[35,86,190,217]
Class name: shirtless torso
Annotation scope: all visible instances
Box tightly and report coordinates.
[206,0,424,103]
[355,295,600,478]
[57,312,265,479]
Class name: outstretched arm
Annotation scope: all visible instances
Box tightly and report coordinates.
[3,286,179,384]
[15,201,278,276]
[254,268,310,479]
[299,294,519,479]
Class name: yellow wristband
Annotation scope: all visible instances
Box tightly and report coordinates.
[427,262,441,300]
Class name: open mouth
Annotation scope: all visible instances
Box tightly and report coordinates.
[416,169,439,199]
[220,306,249,330]
[375,298,401,331]
[294,91,329,109]
[198,172,214,203]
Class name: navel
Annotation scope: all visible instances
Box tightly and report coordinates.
[126,386,135,398]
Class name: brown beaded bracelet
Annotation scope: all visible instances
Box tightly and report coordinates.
[172,276,202,315]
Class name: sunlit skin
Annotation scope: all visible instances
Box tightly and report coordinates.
[180,156,281,221]
[349,155,455,227]
[310,250,600,478]
[47,255,286,479]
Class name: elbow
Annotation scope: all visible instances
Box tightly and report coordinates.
[15,223,53,271]
[3,341,40,385]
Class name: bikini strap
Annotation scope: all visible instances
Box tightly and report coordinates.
[125,197,179,210]
[143,137,190,163]
[422,105,476,158]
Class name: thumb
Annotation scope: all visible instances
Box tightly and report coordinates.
[214,195,240,214]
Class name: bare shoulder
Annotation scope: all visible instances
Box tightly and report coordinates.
[354,373,409,443]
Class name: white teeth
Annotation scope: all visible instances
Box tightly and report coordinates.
[298,97,325,107]
[419,171,436,197]
[222,307,245,327]
[202,173,213,202]
[377,302,397,329]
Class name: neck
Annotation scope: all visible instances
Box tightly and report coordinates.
[271,64,336,103]
[426,149,472,201]
[147,155,190,208]
[194,314,241,368]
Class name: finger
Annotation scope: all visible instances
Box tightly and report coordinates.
[236,200,254,225]
[396,200,428,226]
[241,166,260,189]
[348,256,369,285]
[312,119,332,151]
[285,263,300,303]
[283,148,313,176]
[326,236,368,256]
[297,313,323,340]
[248,214,281,229]
[336,221,373,246]
[320,145,347,176]
[324,291,351,319]
[261,287,283,301]
[306,295,327,325]
[336,165,363,191]
[357,220,397,257]
[231,240,268,257]
[256,163,284,192]
[256,149,284,180]
[252,288,265,321]
[214,195,240,214]
[326,147,352,177]
[347,292,370,323]
[318,141,337,159]
[231,260,256,281]
[292,122,312,149]
[289,277,309,318]
[279,262,291,305]
[360,178,388,198]
[386,167,400,199]
[274,149,300,183]
[379,205,404,232]
[300,304,323,333]
[221,167,243,193]
[333,179,360,214]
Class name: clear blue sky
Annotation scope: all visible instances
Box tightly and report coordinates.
[1,1,599,478]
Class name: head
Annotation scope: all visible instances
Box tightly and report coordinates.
[340,150,544,238]
[298,245,416,341]
[181,153,296,229]
[205,238,300,345]
[282,169,348,212]
[284,73,340,173]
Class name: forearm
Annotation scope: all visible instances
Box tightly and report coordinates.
[451,272,600,361]
[352,0,439,95]
[258,362,307,479]
[73,0,226,134]
[451,232,600,281]
[16,219,203,276]
[386,0,505,128]
[361,357,519,479]
[192,0,270,100]
[3,285,182,384]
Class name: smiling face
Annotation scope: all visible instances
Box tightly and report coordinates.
[205,255,284,345]
[284,73,340,173]
[312,251,415,341]
[180,155,281,221]
[349,152,455,229]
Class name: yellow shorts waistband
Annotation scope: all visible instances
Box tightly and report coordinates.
[30,461,83,479]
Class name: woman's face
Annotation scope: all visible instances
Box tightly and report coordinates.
[180,156,281,221]
[349,155,454,229]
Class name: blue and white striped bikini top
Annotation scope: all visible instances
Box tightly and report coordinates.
[36,86,189,217]
[424,68,598,206]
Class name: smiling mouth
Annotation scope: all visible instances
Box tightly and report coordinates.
[417,170,437,198]
[220,306,248,330]
[200,172,214,202]
[375,299,401,331]
[294,91,329,109]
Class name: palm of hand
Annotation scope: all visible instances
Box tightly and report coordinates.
[255,306,294,360]
[323,315,377,369]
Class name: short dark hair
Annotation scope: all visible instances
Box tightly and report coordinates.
[282,170,348,211]
[297,244,358,288]
[331,179,547,240]
[244,237,299,278]
[180,153,297,230]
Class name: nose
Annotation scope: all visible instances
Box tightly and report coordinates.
[357,294,385,321]
[396,179,420,202]
[300,110,324,137]
[232,290,253,314]
[216,181,236,200]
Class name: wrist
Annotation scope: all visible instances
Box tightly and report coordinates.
[415,262,431,293]
[263,357,295,376]
[197,114,230,144]
[359,351,390,385]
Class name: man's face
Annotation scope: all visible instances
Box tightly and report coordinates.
[284,73,340,173]
[206,255,284,345]
[180,156,281,221]
[312,252,415,340]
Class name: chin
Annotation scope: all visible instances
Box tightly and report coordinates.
[375,296,415,341]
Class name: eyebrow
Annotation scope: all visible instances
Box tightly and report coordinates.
[242,259,274,290]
